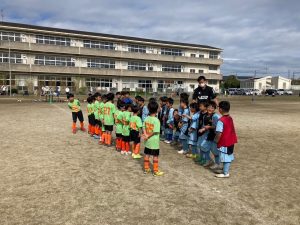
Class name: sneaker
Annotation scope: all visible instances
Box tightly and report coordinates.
[178,150,185,154]
[80,127,86,132]
[215,174,230,178]
[144,169,151,174]
[132,154,142,159]
[153,171,164,176]
[186,153,193,158]
[93,135,100,139]
[214,169,224,174]
[72,129,77,134]
[164,140,171,144]
[121,151,125,155]
[210,164,223,170]
[191,154,197,159]
[128,151,132,155]
[203,160,214,168]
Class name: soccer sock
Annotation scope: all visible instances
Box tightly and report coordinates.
[91,126,95,135]
[153,158,159,173]
[121,141,125,151]
[132,143,136,154]
[125,142,130,152]
[144,155,150,170]
[95,126,99,135]
[72,122,76,130]
[135,143,141,155]
[80,122,84,128]
[107,133,112,145]
[101,133,106,144]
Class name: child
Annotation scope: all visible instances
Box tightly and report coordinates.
[164,97,174,144]
[158,96,168,140]
[115,102,125,152]
[67,93,86,133]
[103,93,116,146]
[121,104,132,155]
[198,101,219,167]
[142,101,163,176]
[93,92,102,140]
[178,98,190,154]
[87,96,96,136]
[137,96,149,123]
[130,105,143,159]
[195,101,208,163]
[214,101,238,178]
[122,91,133,105]
[178,93,189,116]
[186,103,200,159]
[99,94,107,144]
[171,109,181,147]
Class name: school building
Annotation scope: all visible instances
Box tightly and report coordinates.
[0,21,223,94]
[240,75,291,91]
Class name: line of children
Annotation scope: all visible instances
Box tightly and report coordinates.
[67,92,237,178]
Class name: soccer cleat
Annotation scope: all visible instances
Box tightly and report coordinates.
[72,129,77,134]
[153,171,164,176]
[144,169,151,174]
[132,154,142,159]
[80,127,86,132]
[215,174,230,178]
[93,135,100,139]
[121,151,125,155]
[178,150,185,154]
[165,140,171,144]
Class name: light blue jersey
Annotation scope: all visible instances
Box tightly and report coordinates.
[188,111,200,144]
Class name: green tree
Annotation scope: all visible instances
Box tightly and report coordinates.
[224,75,240,89]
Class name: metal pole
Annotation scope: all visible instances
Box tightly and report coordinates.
[9,38,12,97]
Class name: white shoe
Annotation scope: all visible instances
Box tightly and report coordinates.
[215,174,230,178]
[178,150,185,154]
[127,151,132,155]
[165,140,171,144]
[121,151,125,155]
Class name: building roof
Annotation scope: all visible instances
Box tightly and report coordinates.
[0,21,222,51]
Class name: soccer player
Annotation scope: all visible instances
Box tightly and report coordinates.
[178,98,190,154]
[67,93,86,134]
[142,101,163,176]
[87,96,96,136]
[115,102,125,152]
[103,93,115,146]
[164,97,174,144]
[121,104,132,155]
[130,105,143,159]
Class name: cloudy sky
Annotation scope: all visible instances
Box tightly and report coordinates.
[1,0,300,77]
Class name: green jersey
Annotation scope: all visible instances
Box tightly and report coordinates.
[115,110,123,134]
[122,111,131,136]
[99,102,105,120]
[87,103,94,116]
[103,101,116,125]
[143,116,160,150]
[130,115,143,131]
[94,100,100,120]
[68,99,81,112]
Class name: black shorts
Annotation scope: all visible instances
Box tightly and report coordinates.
[104,125,113,132]
[122,135,130,142]
[72,111,84,123]
[144,147,160,156]
[88,114,96,126]
[130,130,140,144]
[95,119,102,127]
[116,133,123,138]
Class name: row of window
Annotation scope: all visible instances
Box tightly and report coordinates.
[0,52,22,63]
[34,55,75,67]
[83,40,115,50]
[0,31,21,42]
[87,58,115,69]
[35,35,71,46]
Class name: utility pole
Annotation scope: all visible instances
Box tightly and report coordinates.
[9,38,12,97]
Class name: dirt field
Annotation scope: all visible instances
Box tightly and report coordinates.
[0,96,299,225]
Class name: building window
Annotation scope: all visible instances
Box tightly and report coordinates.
[191,54,196,57]
[0,31,21,42]
[83,40,115,50]
[162,64,182,72]
[161,48,182,56]
[34,55,75,67]
[209,51,219,59]
[38,76,74,89]
[157,80,178,92]
[208,79,218,85]
[199,69,204,73]
[0,52,22,64]
[128,61,147,71]
[138,80,152,90]
[190,69,195,73]
[128,44,146,53]
[87,58,115,69]
[86,77,112,88]
[35,35,71,46]
[199,54,205,58]
[209,65,218,71]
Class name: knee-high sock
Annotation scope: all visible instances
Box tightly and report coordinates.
[106,133,112,145]
[135,143,141,155]
[121,141,126,151]
[72,122,76,130]
[153,158,159,172]
[125,142,130,152]
[144,155,150,170]
[91,126,95,135]
[95,126,99,135]
[80,122,84,129]
[101,133,106,144]
[132,143,136,154]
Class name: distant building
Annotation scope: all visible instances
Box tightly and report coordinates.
[240,76,291,90]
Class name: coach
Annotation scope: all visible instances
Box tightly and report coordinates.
[192,75,218,105]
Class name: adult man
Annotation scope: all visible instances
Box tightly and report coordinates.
[192,76,218,106]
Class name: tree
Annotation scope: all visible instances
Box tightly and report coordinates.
[224,75,240,89]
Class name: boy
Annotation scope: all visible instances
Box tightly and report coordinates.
[172,109,181,147]
[115,102,125,151]
[87,96,96,136]
[214,101,238,178]
[178,93,189,116]
[164,97,174,144]
[195,101,208,163]
[67,93,86,133]
[122,91,133,105]
[99,94,107,144]
[103,93,116,146]
[121,104,132,155]
[130,105,143,159]
[186,103,200,159]
[142,101,163,176]
[178,98,190,154]
[93,93,102,140]
[137,96,149,123]
[158,96,168,141]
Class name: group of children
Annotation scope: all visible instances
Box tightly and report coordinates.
[67,91,237,178]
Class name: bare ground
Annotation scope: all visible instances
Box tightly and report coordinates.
[0,96,299,225]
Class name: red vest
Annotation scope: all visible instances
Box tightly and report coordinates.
[217,115,238,148]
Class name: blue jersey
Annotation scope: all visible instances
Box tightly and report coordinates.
[166,107,174,126]
[189,111,200,142]
[141,105,149,123]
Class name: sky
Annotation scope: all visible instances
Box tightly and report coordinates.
[1,0,300,78]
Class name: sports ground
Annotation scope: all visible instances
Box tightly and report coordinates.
[0,96,299,225]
